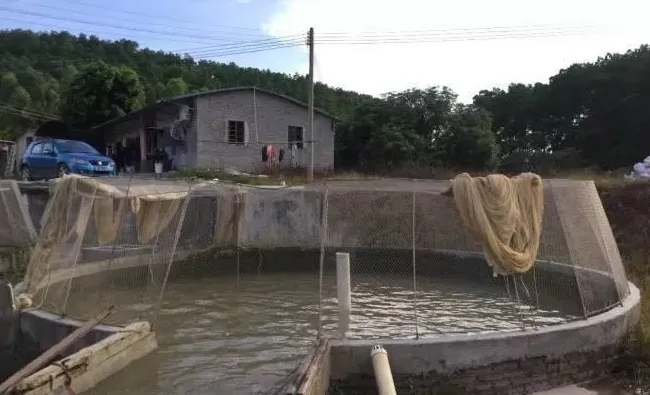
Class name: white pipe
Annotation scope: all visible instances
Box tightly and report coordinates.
[370,345,397,395]
[336,252,351,338]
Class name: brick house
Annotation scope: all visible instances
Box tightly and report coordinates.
[93,87,338,173]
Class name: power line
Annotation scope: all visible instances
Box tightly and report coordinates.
[194,43,304,59]
[314,23,598,36]
[0,103,60,119]
[0,16,226,45]
[0,41,305,68]
[0,105,59,122]
[0,6,264,43]
[183,38,306,57]
[171,35,306,53]
[17,0,268,39]
[172,36,306,55]
[169,25,598,55]
[56,0,268,33]
[314,29,596,45]
[0,16,303,51]
[313,25,596,42]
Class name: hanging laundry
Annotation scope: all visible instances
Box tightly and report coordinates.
[267,145,276,159]
[261,145,268,162]
[279,149,285,162]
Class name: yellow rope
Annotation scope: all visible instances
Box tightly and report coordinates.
[451,172,544,275]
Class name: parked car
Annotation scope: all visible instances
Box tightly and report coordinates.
[20,139,116,181]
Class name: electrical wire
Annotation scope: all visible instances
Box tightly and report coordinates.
[176,36,307,56]
[0,6,262,43]
[195,42,304,59]
[176,26,594,57]
[0,42,305,67]
[0,16,220,45]
[0,103,60,120]
[187,28,593,58]
[170,24,593,53]
[0,106,58,122]
[315,29,595,45]
[57,0,266,33]
[171,34,306,53]
[16,0,268,38]
[315,23,598,37]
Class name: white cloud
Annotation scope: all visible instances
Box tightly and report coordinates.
[263,0,650,102]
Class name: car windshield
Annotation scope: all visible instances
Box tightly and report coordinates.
[56,141,99,155]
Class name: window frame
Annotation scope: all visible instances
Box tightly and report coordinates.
[287,125,304,149]
[227,120,246,145]
[42,141,54,155]
[30,142,43,155]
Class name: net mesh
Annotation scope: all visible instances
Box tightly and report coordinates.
[21,176,629,338]
[0,180,36,248]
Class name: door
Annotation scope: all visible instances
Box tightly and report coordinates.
[40,141,58,178]
[26,142,44,178]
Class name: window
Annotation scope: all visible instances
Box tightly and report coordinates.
[31,143,43,155]
[56,140,99,154]
[288,125,304,149]
[42,142,54,154]
[228,120,246,145]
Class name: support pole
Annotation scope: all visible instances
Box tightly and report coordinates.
[306,27,315,182]
[336,252,351,338]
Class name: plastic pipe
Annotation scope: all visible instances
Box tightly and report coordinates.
[370,345,397,395]
[336,252,351,338]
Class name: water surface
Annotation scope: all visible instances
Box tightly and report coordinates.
[79,273,574,394]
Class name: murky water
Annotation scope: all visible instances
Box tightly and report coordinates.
[77,273,575,395]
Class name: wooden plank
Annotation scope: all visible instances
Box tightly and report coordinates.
[277,339,330,395]
[15,322,156,395]
[296,339,330,395]
[0,306,114,394]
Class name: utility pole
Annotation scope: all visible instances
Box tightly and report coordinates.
[307,27,315,182]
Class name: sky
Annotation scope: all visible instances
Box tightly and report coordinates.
[1,0,649,102]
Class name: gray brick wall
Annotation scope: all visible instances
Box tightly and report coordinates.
[195,90,335,172]
[329,345,624,395]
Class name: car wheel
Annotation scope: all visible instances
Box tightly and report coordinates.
[21,166,31,181]
[57,163,69,178]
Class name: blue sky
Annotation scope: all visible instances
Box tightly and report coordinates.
[1,0,649,102]
[0,0,306,75]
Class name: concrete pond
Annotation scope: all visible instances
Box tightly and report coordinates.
[0,177,641,395]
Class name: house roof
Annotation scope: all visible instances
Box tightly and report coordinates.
[92,86,339,130]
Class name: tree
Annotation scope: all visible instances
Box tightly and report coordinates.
[61,62,145,129]
[433,105,499,171]
[3,28,650,173]
[0,72,35,138]
[161,77,189,98]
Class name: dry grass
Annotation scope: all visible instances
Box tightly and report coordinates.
[596,180,650,372]
[170,166,367,186]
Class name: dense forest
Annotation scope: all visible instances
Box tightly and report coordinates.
[1,29,649,174]
[0,29,371,134]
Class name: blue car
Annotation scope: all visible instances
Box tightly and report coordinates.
[20,139,116,181]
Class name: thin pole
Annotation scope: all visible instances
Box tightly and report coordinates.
[253,87,259,143]
[411,185,419,339]
[317,183,329,339]
[306,27,315,182]
[154,184,193,328]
